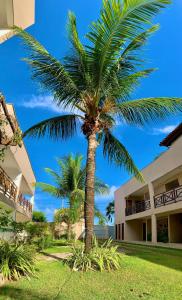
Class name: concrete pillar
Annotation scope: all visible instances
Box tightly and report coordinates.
[168,215,171,243]
[152,214,157,243]
[13,173,23,201]
[148,182,155,209]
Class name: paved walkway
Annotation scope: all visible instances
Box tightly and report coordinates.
[38,252,72,261]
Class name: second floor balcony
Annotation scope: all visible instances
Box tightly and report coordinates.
[0,167,32,215]
[154,185,182,208]
[125,200,151,216]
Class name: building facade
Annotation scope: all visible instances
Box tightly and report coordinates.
[0,96,35,223]
[115,124,182,244]
[0,0,35,43]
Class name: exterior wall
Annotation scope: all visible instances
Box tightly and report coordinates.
[0,0,35,43]
[125,220,143,242]
[54,220,85,240]
[115,134,182,243]
[0,102,35,222]
[170,214,182,243]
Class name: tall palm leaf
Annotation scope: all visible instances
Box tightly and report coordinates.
[15,0,182,252]
[36,154,109,226]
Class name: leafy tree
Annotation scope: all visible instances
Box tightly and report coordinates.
[37,154,108,238]
[106,201,115,223]
[15,0,182,252]
[32,211,47,222]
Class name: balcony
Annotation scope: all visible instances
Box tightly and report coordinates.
[154,186,182,208]
[125,200,151,216]
[0,167,32,215]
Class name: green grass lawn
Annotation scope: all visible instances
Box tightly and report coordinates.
[1,242,182,300]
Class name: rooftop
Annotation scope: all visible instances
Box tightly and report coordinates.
[160,123,182,147]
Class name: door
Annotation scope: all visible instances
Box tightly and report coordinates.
[143,222,146,241]
[122,223,124,240]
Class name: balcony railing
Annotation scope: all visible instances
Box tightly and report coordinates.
[0,167,32,214]
[154,185,182,208]
[125,200,151,216]
[0,167,17,201]
[18,194,32,213]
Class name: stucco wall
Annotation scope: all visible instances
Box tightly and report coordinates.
[170,214,182,243]
[115,135,182,225]
[125,219,143,241]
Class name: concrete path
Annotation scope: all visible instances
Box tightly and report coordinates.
[38,252,72,261]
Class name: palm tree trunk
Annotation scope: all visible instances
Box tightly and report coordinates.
[67,222,72,240]
[84,133,98,253]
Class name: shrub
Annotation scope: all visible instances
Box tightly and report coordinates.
[32,211,47,222]
[35,234,53,251]
[25,222,49,239]
[0,241,36,281]
[66,238,122,272]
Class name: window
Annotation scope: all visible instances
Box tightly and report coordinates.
[165,179,179,192]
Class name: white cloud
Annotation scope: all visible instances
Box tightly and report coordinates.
[21,95,80,115]
[96,185,118,202]
[152,125,177,135]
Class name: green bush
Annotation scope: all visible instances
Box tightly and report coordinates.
[66,238,122,272]
[25,222,49,239]
[32,211,47,222]
[35,234,53,251]
[0,241,36,281]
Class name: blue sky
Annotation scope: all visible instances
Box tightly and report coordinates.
[0,0,182,222]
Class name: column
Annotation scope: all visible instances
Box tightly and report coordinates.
[148,182,155,210]
[168,215,171,243]
[152,214,157,243]
[13,173,23,201]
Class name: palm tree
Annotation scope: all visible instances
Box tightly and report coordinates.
[15,0,182,252]
[37,154,109,238]
[106,201,115,223]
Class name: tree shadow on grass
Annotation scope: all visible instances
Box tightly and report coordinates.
[0,286,51,300]
[118,242,182,272]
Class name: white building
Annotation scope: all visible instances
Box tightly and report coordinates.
[115,124,182,245]
[0,95,36,223]
[0,0,35,43]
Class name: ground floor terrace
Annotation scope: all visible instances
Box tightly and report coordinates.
[116,209,182,246]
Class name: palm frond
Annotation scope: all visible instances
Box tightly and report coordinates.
[64,12,91,94]
[106,200,115,222]
[36,182,65,198]
[103,68,156,102]
[94,206,107,225]
[23,115,80,140]
[44,168,61,184]
[116,97,182,126]
[102,130,143,181]
[122,24,159,58]
[14,26,79,108]
[86,0,170,91]
[95,178,110,195]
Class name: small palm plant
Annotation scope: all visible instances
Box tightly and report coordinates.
[106,201,115,223]
[37,154,109,238]
[15,0,182,252]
